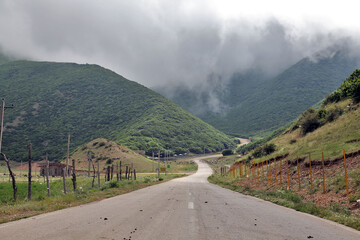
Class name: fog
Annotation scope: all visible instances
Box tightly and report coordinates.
[0,0,359,90]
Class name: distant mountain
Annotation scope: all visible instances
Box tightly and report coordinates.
[160,49,360,138]
[0,60,235,161]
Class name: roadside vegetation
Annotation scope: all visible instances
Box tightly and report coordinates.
[209,69,360,230]
[208,170,360,230]
[0,158,197,224]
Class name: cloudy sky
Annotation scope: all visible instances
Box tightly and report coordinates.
[1,0,360,88]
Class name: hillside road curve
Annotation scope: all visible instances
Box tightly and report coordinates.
[0,156,359,240]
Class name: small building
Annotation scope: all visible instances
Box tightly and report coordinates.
[38,162,72,177]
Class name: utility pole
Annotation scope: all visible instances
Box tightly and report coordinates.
[66,133,70,177]
[0,99,14,153]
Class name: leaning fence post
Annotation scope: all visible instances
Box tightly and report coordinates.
[343,149,349,200]
[322,152,326,194]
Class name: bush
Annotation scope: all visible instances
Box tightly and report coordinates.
[99,142,106,147]
[222,149,233,156]
[263,143,276,155]
[252,147,264,158]
[106,158,113,164]
[299,108,321,135]
[325,69,360,104]
[327,107,343,122]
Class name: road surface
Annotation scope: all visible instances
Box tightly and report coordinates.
[0,157,359,240]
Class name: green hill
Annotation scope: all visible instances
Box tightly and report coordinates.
[0,60,235,161]
[240,68,360,162]
[163,50,360,138]
[68,138,155,172]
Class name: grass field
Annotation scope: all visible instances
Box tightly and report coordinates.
[0,158,197,224]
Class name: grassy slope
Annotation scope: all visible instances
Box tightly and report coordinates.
[246,99,360,163]
[0,60,234,161]
[69,138,155,172]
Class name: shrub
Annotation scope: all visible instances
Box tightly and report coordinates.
[222,149,233,156]
[99,142,106,147]
[289,139,297,144]
[252,147,264,158]
[109,181,119,188]
[106,158,113,164]
[263,143,276,155]
[327,107,343,122]
[299,108,321,135]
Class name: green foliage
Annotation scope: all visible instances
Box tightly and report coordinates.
[250,143,276,158]
[221,149,233,156]
[296,105,343,136]
[325,69,360,104]
[0,61,235,161]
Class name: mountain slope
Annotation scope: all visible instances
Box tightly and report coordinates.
[212,51,360,137]
[0,60,234,161]
[240,68,360,161]
[162,50,360,138]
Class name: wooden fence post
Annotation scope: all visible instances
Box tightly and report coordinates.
[134,169,136,180]
[297,155,300,190]
[111,164,114,180]
[72,159,77,190]
[120,161,122,180]
[274,158,277,185]
[257,163,260,182]
[343,149,349,200]
[322,152,326,194]
[62,167,67,194]
[286,157,290,190]
[97,161,100,188]
[262,161,265,183]
[116,162,119,182]
[46,153,50,197]
[279,158,282,185]
[27,143,32,200]
[107,166,110,182]
[1,153,17,200]
[266,160,270,184]
[309,152,313,190]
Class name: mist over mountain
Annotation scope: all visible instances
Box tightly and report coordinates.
[157,45,360,137]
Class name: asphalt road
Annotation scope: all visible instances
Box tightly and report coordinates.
[0,157,359,240]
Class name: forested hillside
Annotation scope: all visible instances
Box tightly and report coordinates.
[0,60,234,161]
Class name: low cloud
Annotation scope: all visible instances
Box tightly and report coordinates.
[0,0,359,93]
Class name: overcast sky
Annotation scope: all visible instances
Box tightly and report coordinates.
[1,0,360,88]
